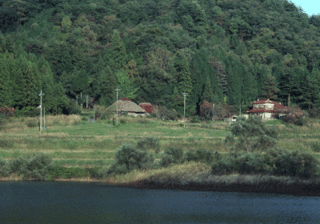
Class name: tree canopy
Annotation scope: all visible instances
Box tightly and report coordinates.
[1,0,320,115]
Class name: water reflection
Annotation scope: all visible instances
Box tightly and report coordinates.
[0,182,319,223]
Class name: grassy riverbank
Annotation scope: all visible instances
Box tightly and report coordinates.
[1,115,320,195]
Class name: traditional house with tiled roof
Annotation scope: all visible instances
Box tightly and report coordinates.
[107,99,146,117]
[247,98,288,120]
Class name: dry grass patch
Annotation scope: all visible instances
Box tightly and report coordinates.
[105,162,211,184]
[45,114,81,126]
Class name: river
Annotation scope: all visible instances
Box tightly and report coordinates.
[0,181,319,223]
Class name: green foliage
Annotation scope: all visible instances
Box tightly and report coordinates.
[7,153,55,180]
[66,99,82,115]
[185,148,216,164]
[108,30,128,71]
[211,148,319,178]
[115,69,139,100]
[262,74,279,100]
[160,147,185,167]
[107,143,155,175]
[136,136,160,153]
[3,0,320,116]
[0,159,10,176]
[225,116,278,152]
[266,148,319,178]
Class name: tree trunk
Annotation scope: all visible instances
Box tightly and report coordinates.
[288,93,290,107]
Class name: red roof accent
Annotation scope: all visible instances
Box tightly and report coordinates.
[139,102,154,113]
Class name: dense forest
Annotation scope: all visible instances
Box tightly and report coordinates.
[1,0,320,117]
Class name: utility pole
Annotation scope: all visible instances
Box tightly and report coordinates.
[93,104,95,123]
[182,92,187,129]
[39,90,45,133]
[86,95,88,109]
[80,92,83,110]
[44,107,45,129]
[115,87,121,126]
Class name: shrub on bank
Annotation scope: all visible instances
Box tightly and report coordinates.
[186,148,216,164]
[105,143,155,175]
[211,148,319,178]
[0,154,55,180]
[160,147,184,167]
[225,116,278,152]
[0,159,10,176]
[8,153,55,180]
[136,136,160,153]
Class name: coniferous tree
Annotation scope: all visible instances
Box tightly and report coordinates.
[226,56,242,105]
[12,55,40,111]
[0,33,5,53]
[298,69,320,111]
[278,70,295,106]
[95,66,116,106]
[262,74,279,100]
[0,54,11,106]
[202,76,215,103]
[175,56,192,95]
[108,30,127,71]
[4,36,14,53]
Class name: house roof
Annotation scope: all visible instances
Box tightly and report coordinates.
[107,100,146,113]
[247,99,288,113]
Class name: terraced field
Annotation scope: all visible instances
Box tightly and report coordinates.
[1,115,320,173]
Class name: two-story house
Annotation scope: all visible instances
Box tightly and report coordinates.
[247,98,288,120]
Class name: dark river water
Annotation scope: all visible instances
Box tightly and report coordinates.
[0,181,320,224]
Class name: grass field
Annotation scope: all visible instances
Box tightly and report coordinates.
[1,114,320,182]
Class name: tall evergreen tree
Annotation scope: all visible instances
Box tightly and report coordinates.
[0,33,5,53]
[4,36,14,53]
[94,66,117,106]
[0,53,11,106]
[108,30,127,71]
[12,55,40,111]
[202,76,215,103]
[262,74,279,100]
[175,56,192,95]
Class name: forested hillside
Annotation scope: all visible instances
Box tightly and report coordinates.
[1,0,320,116]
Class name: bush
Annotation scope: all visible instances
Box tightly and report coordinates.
[8,153,55,180]
[152,106,178,121]
[160,147,184,167]
[311,142,320,153]
[190,115,200,123]
[294,117,307,126]
[186,148,215,164]
[210,148,319,178]
[0,159,10,176]
[266,148,319,178]
[107,144,155,175]
[225,116,278,152]
[66,99,82,115]
[119,118,127,124]
[26,119,38,128]
[309,108,320,119]
[136,136,160,153]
